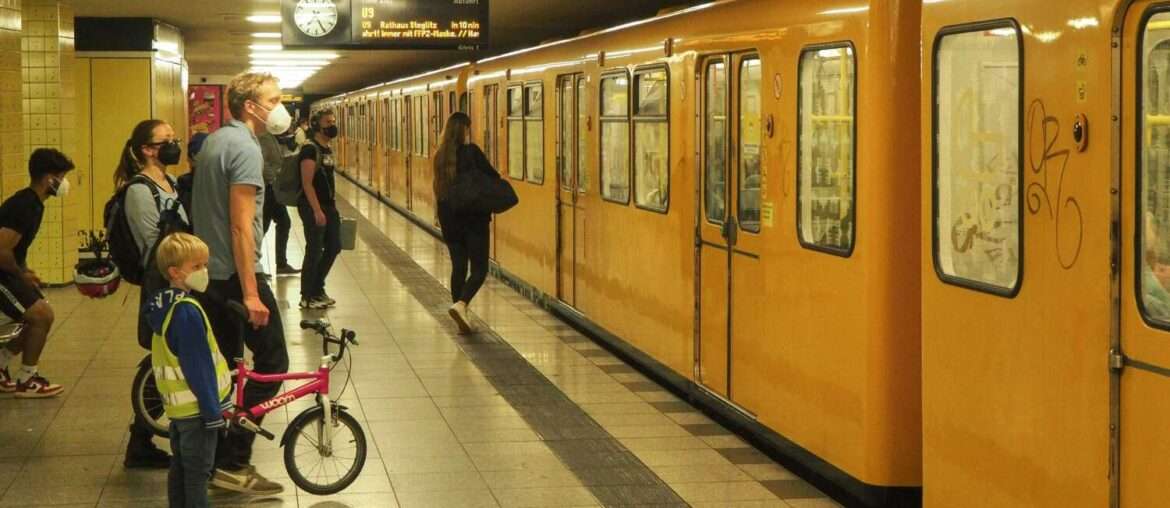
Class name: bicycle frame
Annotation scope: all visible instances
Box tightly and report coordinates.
[227,352,338,448]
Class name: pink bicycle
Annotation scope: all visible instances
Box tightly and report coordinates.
[226,318,366,495]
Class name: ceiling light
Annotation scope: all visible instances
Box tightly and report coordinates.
[249,51,338,60]
[246,14,281,24]
[250,43,282,51]
[252,32,281,38]
[251,60,331,67]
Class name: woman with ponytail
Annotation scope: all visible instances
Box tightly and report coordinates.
[434,112,499,333]
[119,119,190,470]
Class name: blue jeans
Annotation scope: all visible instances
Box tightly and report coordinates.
[169,418,217,508]
[297,202,341,299]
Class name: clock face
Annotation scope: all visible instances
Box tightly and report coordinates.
[294,0,339,38]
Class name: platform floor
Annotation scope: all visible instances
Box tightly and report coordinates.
[0,178,841,508]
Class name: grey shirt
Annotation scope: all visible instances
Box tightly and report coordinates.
[125,177,187,267]
[192,119,266,280]
[258,132,283,185]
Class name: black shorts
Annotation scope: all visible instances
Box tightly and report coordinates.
[0,270,42,321]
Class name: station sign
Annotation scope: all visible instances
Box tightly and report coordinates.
[281,0,488,50]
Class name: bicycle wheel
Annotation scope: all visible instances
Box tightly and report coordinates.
[130,357,170,438]
[284,407,367,495]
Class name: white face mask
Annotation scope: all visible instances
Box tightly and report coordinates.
[253,101,292,135]
[52,176,70,197]
[184,267,210,293]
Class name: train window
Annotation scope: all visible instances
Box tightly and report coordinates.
[601,72,630,203]
[525,83,544,184]
[1141,13,1170,322]
[738,57,762,231]
[434,91,444,148]
[798,45,856,253]
[634,67,669,212]
[559,77,573,191]
[933,24,1021,294]
[484,84,498,165]
[507,86,524,179]
[577,77,588,192]
[705,59,727,224]
[460,91,470,114]
[383,98,390,148]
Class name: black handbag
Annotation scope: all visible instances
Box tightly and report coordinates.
[448,149,518,215]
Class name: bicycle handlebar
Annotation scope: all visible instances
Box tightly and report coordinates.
[299,319,358,361]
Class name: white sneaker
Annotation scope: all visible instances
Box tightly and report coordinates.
[448,302,472,334]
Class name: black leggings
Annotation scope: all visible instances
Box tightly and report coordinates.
[262,185,292,266]
[442,221,490,304]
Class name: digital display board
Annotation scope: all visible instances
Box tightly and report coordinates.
[281,0,488,50]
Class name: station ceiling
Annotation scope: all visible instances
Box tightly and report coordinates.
[71,0,700,95]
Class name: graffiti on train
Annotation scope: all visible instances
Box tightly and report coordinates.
[1026,99,1083,269]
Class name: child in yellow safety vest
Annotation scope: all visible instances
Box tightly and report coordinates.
[147,232,231,508]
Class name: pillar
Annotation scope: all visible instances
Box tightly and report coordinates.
[22,0,76,284]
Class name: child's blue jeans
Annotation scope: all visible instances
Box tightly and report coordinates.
[169,418,218,508]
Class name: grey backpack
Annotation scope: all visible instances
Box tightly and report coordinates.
[275,143,322,206]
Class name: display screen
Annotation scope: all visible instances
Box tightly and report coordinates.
[282,0,488,50]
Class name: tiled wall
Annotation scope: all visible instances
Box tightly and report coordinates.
[0,1,22,236]
[22,0,76,284]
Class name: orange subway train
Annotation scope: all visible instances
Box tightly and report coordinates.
[310,0,1169,506]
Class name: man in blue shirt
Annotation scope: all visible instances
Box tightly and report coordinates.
[192,72,289,496]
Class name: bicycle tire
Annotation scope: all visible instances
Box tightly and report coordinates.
[283,407,367,495]
[130,357,170,439]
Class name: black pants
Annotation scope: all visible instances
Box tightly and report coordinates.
[297,202,341,299]
[196,276,289,470]
[130,263,169,446]
[439,217,490,304]
[262,185,292,267]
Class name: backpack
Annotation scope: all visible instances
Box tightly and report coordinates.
[275,142,323,206]
[103,174,190,286]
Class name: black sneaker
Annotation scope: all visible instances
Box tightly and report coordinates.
[276,264,301,275]
[124,444,170,469]
[317,293,336,307]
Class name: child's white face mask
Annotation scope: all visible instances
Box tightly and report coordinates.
[185,268,209,293]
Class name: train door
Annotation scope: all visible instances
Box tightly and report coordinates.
[555,74,587,307]
[484,84,500,259]
[405,96,414,210]
[1121,5,1170,506]
[696,53,762,399]
[368,100,377,186]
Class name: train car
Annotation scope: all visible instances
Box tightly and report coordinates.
[329,64,470,226]
[920,0,1170,506]
[318,1,923,505]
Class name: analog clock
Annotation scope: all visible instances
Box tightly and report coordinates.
[293,0,339,38]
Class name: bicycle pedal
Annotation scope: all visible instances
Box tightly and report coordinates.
[235,416,276,441]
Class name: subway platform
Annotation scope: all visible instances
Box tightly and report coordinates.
[0,178,841,508]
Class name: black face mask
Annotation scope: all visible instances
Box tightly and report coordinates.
[158,141,182,166]
[322,125,339,139]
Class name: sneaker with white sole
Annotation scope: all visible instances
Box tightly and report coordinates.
[211,465,284,495]
[14,374,63,398]
[448,302,472,334]
[0,367,14,393]
[299,297,327,310]
[317,294,336,307]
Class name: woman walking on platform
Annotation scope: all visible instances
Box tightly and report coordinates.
[434,112,498,334]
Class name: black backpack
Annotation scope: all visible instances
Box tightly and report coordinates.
[103,174,190,286]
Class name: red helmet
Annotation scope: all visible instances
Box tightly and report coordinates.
[74,259,120,298]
